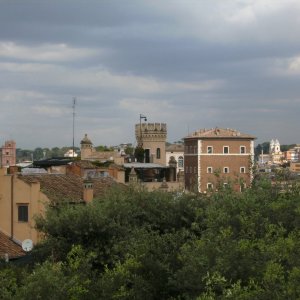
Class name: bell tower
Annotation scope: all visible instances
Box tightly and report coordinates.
[80,134,93,160]
[274,139,281,154]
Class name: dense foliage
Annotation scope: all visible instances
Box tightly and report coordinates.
[1,179,300,299]
[16,147,81,161]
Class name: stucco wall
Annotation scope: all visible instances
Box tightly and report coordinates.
[0,170,49,245]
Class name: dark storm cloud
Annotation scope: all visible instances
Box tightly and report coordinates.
[0,0,300,147]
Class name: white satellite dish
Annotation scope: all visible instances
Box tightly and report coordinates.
[22,239,33,252]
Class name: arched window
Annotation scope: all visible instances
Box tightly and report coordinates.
[178,156,184,168]
[156,148,161,159]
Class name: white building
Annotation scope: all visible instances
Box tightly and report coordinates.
[165,144,184,175]
[64,149,78,158]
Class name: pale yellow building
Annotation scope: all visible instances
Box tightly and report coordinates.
[166,144,184,174]
[290,161,300,173]
[0,168,118,245]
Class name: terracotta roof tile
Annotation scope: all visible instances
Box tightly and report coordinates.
[0,231,25,259]
[166,144,184,152]
[185,127,256,139]
[72,160,97,169]
[18,174,120,203]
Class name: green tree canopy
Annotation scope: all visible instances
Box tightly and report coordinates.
[2,179,300,299]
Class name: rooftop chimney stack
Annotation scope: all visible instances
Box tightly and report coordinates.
[83,178,93,203]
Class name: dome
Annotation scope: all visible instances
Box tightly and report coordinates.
[80,134,92,145]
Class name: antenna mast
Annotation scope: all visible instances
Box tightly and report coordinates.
[72,97,76,158]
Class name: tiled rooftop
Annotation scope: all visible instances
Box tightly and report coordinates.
[166,144,184,152]
[185,127,256,139]
[18,173,119,203]
[71,160,98,169]
[0,231,25,259]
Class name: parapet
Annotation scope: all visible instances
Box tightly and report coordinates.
[135,123,167,141]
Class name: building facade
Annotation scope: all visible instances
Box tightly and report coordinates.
[1,140,16,167]
[80,134,124,165]
[135,123,167,165]
[165,144,184,175]
[269,139,283,164]
[0,168,118,245]
[184,128,256,192]
[284,145,300,163]
[290,161,300,173]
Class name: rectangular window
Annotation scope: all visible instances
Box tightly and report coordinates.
[223,167,229,173]
[18,205,28,222]
[207,167,213,173]
[207,183,213,190]
[223,146,229,154]
[240,167,246,173]
[207,146,213,154]
[178,157,184,168]
[156,148,161,159]
[240,183,247,192]
[240,146,246,154]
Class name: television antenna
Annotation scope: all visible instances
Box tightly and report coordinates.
[72,97,76,158]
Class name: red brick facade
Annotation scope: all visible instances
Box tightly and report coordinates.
[184,128,255,192]
[1,140,16,167]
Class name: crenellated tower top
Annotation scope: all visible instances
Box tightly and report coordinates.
[135,122,167,165]
[135,123,167,145]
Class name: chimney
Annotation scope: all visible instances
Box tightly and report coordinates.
[83,178,93,203]
[129,167,138,183]
[8,166,19,175]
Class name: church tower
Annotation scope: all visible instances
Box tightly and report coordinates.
[269,139,275,154]
[274,139,281,154]
[135,123,167,165]
[269,138,281,154]
[269,138,282,164]
[80,134,93,160]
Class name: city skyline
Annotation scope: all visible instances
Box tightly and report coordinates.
[1,1,300,148]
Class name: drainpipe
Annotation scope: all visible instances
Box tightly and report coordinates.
[10,174,14,239]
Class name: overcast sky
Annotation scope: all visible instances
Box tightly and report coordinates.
[1,0,300,149]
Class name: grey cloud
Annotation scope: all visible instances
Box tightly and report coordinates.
[1,1,300,148]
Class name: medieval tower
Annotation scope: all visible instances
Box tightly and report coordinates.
[1,140,16,167]
[135,123,167,165]
[80,134,93,160]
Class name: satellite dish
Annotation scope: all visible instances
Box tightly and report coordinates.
[22,239,33,252]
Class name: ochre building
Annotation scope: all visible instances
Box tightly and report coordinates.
[135,123,167,165]
[0,168,118,245]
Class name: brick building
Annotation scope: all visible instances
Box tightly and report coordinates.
[1,140,16,167]
[184,128,256,192]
